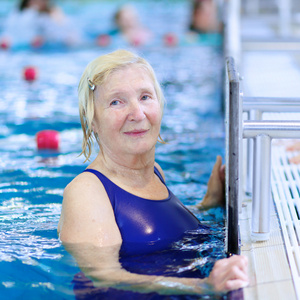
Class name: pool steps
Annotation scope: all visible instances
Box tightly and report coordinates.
[225,59,300,299]
[224,0,300,298]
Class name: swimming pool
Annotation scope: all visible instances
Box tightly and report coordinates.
[0,1,225,298]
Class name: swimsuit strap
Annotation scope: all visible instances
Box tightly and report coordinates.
[83,165,166,205]
[83,168,117,207]
[154,166,165,184]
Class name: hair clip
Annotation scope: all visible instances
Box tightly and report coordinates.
[87,77,96,91]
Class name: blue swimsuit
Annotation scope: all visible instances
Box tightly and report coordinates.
[84,167,200,253]
[73,168,211,299]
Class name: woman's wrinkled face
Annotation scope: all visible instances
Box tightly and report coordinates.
[92,65,162,159]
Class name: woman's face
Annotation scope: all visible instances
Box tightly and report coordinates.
[92,65,162,159]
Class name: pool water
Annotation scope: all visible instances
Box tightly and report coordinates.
[0,1,226,299]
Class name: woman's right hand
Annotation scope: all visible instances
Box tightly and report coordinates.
[166,255,248,295]
[206,255,249,292]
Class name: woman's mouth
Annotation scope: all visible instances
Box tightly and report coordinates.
[124,129,149,137]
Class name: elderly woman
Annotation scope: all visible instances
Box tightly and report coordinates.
[58,49,248,297]
[113,4,153,46]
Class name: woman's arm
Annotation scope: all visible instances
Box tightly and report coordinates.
[196,155,225,209]
[64,241,248,295]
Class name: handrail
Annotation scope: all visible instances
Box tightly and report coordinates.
[226,57,300,242]
[244,121,300,138]
[244,97,300,112]
[225,57,241,255]
[244,97,300,194]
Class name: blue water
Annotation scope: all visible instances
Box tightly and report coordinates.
[0,1,226,299]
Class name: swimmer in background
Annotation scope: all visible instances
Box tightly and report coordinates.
[58,49,248,297]
[0,0,82,49]
[189,0,223,34]
[184,0,224,46]
[112,4,153,46]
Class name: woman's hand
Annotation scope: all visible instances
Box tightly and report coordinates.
[197,155,225,209]
[206,255,249,292]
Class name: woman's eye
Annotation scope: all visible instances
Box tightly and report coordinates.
[110,100,120,106]
[141,95,150,101]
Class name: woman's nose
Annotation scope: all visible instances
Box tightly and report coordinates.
[128,101,146,121]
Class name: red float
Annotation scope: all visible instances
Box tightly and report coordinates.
[0,39,10,50]
[96,34,111,47]
[163,33,178,47]
[23,66,38,82]
[36,130,60,150]
[31,36,44,48]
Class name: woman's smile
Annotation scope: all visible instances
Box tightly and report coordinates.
[123,129,149,137]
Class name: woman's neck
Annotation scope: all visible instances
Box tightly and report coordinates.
[90,151,156,187]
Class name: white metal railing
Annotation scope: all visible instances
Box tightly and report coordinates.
[243,120,300,240]
[225,57,300,243]
[243,99,300,197]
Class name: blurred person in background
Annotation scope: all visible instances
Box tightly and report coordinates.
[111,4,153,46]
[0,0,82,49]
[184,0,224,46]
[189,0,223,34]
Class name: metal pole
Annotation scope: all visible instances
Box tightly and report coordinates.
[243,121,300,139]
[243,120,300,240]
[225,57,240,255]
[243,96,300,112]
[246,109,262,195]
[251,134,271,241]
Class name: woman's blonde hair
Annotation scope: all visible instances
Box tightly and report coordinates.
[78,49,165,161]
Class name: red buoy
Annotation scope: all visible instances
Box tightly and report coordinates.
[0,39,10,50]
[163,33,178,47]
[96,34,111,47]
[36,130,60,150]
[31,36,44,48]
[23,66,38,82]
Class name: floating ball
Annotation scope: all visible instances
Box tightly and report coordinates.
[96,34,111,47]
[31,36,44,48]
[36,130,60,150]
[131,37,142,47]
[163,33,178,47]
[0,39,10,50]
[23,66,38,82]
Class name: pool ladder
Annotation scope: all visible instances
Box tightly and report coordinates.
[225,57,300,251]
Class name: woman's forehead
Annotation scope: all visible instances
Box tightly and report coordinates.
[104,65,154,87]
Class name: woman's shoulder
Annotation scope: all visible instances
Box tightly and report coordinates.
[63,170,106,203]
[59,170,121,244]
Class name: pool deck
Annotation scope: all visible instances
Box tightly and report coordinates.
[237,10,300,300]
